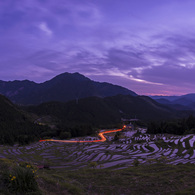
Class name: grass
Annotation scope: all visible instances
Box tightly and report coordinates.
[0,134,194,194]
[144,145,155,152]
[37,163,195,195]
[0,158,195,194]
[155,140,170,149]
[57,164,195,194]
[0,159,41,194]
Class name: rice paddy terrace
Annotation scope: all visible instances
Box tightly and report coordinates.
[0,129,194,170]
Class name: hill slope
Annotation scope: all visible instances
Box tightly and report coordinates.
[0,95,48,145]
[26,95,182,128]
[0,94,25,122]
[151,94,195,110]
[0,72,137,105]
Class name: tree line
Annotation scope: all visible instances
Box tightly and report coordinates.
[147,115,195,135]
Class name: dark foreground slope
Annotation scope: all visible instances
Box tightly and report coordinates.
[0,72,136,105]
[1,158,194,195]
[0,95,48,145]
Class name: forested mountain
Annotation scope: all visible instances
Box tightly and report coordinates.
[0,72,136,105]
[151,94,195,110]
[0,92,194,145]
[147,115,195,135]
[24,94,195,139]
[0,95,48,145]
[26,94,185,127]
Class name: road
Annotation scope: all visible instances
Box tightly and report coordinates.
[39,128,123,143]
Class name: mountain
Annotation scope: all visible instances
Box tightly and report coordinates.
[0,94,48,145]
[1,92,193,144]
[0,72,137,105]
[151,94,195,110]
[174,94,195,106]
[26,94,185,128]
[151,98,172,105]
[151,95,179,102]
[0,94,26,122]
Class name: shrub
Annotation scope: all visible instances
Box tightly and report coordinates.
[88,161,98,169]
[4,164,40,194]
[59,131,71,139]
[146,158,157,165]
[157,156,168,163]
[114,131,121,141]
[133,159,140,167]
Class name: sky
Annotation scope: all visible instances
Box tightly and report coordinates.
[0,0,195,95]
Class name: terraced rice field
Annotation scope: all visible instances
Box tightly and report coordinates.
[0,131,194,170]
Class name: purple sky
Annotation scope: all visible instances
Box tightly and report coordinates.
[1,0,195,95]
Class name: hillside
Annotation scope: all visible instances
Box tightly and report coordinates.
[0,159,194,194]
[0,94,26,122]
[0,72,136,105]
[0,95,48,145]
[26,94,181,128]
[151,94,195,110]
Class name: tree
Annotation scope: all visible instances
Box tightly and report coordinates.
[114,131,121,141]
[88,161,98,169]
[59,131,71,139]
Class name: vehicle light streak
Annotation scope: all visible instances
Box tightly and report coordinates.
[39,128,124,143]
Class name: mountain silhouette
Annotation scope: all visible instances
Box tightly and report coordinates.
[0,72,137,105]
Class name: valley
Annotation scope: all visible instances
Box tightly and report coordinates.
[2,0,195,193]
[0,83,195,194]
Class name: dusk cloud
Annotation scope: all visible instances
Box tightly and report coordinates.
[0,0,195,95]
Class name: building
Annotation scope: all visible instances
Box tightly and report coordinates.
[123,123,134,131]
[122,118,139,131]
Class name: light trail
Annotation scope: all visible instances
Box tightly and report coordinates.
[39,128,124,143]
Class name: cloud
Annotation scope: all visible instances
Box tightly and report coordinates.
[142,64,195,85]
[106,48,148,69]
[39,22,52,36]
[1,0,195,95]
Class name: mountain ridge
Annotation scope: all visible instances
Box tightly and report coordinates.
[0,72,137,105]
[26,94,188,126]
[0,94,49,145]
[151,94,195,110]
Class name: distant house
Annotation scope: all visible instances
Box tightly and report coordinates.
[124,123,134,131]
[122,118,138,131]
